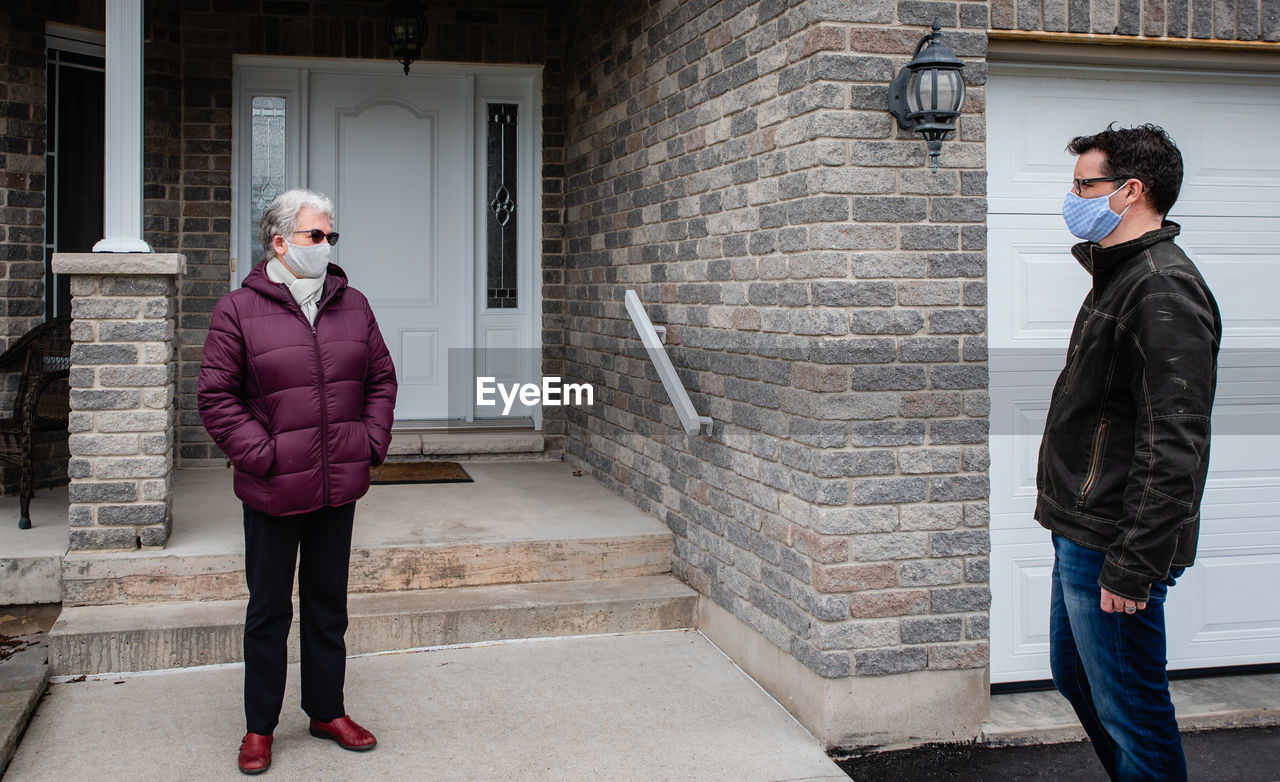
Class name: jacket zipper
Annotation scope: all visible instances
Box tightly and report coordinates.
[1062,258,1098,395]
[1076,418,1109,508]
[300,299,331,504]
[273,275,335,503]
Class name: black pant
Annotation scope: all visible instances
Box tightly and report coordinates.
[242,502,355,735]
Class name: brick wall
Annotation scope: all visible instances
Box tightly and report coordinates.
[0,4,52,351]
[991,0,1280,39]
[169,0,568,466]
[560,0,991,680]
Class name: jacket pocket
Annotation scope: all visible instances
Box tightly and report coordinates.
[239,435,276,478]
[1076,418,1109,508]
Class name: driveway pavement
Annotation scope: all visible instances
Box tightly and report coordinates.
[4,630,845,782]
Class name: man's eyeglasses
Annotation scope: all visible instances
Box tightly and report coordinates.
[1071,176,1131,195]
[293,229,340,246]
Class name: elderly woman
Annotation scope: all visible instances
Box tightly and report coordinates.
[198,189,397,775]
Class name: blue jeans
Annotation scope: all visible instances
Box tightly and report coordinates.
[1049,534,1186,782]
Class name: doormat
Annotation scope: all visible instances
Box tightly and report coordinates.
[370,461,473,485]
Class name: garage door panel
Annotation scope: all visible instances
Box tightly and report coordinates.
[988,217,1090,348]
[1167,542,1280,666]
[1178,217,1280,343]
[990,538,1054,681]
[990,70,1280,218]
[1195,104,1280,182]
[990,64,1280,682]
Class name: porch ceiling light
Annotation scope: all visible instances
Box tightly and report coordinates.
[887,18,967,173]
[387,0,427,75]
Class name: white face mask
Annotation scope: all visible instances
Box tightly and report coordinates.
[282,239,331,279]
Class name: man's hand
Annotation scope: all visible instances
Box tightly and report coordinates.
[1101,588,1147,614]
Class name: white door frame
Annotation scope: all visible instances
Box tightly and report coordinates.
[230,56,544,428]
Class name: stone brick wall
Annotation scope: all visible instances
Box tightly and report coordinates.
[55,254,183,550]
[0,4,53,351]
[560,0,990,680]
[167,0,568,466]
[991,0,1280,39]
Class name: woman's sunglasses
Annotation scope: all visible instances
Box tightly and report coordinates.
[293,229,340,246]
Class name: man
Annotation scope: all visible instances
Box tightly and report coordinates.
[1037,124,1221,782]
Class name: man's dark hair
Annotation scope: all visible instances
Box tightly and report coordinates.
[1067,123,1183,217]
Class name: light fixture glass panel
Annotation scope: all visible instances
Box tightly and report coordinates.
[934,69,963,114]
[906,70,924,114]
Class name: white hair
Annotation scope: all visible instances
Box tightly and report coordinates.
[258,188,336,260]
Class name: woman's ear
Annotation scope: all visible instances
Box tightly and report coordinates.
[271,233,287,258]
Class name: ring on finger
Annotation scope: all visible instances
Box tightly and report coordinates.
[1124,604,1137,613]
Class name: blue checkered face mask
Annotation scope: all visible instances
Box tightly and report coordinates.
[1062,184,1129,243]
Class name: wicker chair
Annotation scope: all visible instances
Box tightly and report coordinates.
[0,317,71,529]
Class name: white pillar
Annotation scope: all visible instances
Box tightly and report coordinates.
[93,0,152,252]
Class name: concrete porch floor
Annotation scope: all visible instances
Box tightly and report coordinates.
[167,461,668,555]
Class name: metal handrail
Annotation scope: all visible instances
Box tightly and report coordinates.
[624,290,713,436]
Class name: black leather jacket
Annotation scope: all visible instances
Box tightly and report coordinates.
[1036,223,1222,601]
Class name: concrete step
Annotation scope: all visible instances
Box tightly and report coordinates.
[0,557,61,605]
[62,530,674,606]
[387,431,549,461]
[47,575,699,675]
[0,485,70,606]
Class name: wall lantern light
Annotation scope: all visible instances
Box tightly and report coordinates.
[887,18,967,173]
[387,0,427,75]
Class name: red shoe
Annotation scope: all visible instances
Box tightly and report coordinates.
[309,715,377,751]
[238,732,272,775]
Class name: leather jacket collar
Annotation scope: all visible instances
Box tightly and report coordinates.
[1070,221,1182,292]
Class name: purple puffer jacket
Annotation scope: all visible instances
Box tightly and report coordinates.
[197,262,397,516]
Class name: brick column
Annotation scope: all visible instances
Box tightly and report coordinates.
[52,253,184,551]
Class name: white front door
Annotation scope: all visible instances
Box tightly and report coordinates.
[987,64,1280,682]
[308,73,472,422]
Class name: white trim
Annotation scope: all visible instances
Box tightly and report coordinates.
[532,69,545,430]
[462,74,478,423]
[94,0,150,252]
[989,60,1280,85]
[299,69,311,189]
[234,54,543,79]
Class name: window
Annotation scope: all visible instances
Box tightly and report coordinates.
[486,103,519,309]
[249,96,287,255]
[45,39,105,319]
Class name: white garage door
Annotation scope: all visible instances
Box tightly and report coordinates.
[987,63,1280,683]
